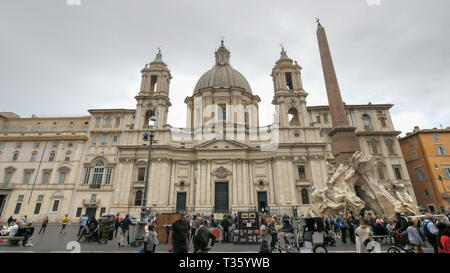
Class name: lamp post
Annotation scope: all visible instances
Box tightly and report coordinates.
[134,116,157,245]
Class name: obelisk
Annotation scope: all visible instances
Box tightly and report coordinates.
[316,20,361,164]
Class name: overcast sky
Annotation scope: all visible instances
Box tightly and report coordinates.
[1,0,449,136]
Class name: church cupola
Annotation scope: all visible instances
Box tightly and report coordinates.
[215,40,231,66]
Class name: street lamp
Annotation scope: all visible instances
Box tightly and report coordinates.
[135,115,157,245]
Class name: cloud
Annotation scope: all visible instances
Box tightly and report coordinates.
[0,0,449,135]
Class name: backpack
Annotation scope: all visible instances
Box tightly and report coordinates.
[422,221,435,241]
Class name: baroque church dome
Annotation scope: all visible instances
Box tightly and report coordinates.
[193,41,252,94]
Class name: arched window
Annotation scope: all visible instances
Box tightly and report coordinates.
[92,161,105,187]
[362,114,373,131]
[135,190,143,206]
[301,188,310,204]
[288,108,299,126]
[144,110,156,126]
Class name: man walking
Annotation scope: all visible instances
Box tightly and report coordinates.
[78,214,89,236]
[38,216,49,234]
[422,213,439,253]
[193,217,216,253]
[60,214,69,235]
[114,213,121,238]
[221,215,231,242]
[168,211,191,253]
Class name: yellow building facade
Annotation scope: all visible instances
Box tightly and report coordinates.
[399,126,450,213]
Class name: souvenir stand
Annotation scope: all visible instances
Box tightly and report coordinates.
[232,211,260,245]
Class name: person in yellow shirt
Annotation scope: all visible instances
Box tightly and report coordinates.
[60,214,70,235]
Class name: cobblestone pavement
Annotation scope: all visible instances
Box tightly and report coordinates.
[0,224,435,253]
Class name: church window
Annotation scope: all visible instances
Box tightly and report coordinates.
[105,168,112,185]
[298,166,306,180]
[393,166,403,180]
[379,117,387,127]
[138,167,146,182]
[362,115,373,131]
[135,190,143,206]
[83,168,91,184]
[288,108,299,125]
[150,75,158,93]
[386,141,396,154]
[30,152,37,162]
[144,110,156,126]
[301,189,310,204]
[285,72,293,90]
[101,135,108,146]
[92,161,105,186]
[218,105,226,121]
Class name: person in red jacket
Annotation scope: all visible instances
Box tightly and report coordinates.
[437,222,450,253]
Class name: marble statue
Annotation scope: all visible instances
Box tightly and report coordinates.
[311,152,418,218]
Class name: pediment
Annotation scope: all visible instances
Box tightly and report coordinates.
[194,139,249,150]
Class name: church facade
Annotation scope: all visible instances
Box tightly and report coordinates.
[0,27,417,222]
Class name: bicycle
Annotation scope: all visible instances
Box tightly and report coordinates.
[386,231,415,253]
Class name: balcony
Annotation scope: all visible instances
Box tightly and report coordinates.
[83,199,101,206]
[89,183,101,189]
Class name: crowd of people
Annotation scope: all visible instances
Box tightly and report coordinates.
[1,210,449,254]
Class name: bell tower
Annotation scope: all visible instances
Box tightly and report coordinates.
[135,49,172,129]
[271,47,309,128]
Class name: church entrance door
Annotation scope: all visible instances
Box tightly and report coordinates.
[214,182,229,213]
[257,192,268,213]
[176,192,187,213]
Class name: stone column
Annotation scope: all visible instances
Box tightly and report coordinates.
[268,160,276,204]
[243,160,249,206]
[232,160,237,206]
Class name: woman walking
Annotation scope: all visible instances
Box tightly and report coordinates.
[38,216,49,234]
[401,220,424,253]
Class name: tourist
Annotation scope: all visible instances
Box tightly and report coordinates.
[367,213,376,228]
[259,217,270,253]
[401,220,424,253]
[7,216,14,226]
[118,214,134,247]
[22,223,34,247]
[386,220,395,244]
[373,219,389,236]
[38,216,49,234]
[190,216,196,239]
[355,219,372,253]
[9,221,19,237]
[221,215,231,242]
[346,213,356,244]
[268,217,278,252]
[78,214,89,236]
[168,211,191,253]
[422,213,439,253]
[143,225,158,253]
[282,219,294,249]
[338,214,347,243]
[436,222,450,253]
[22,215,28,225]
[193,217,216,253]
[114,213,121,238]
[210,214,218,228]
[60,214,69,235]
